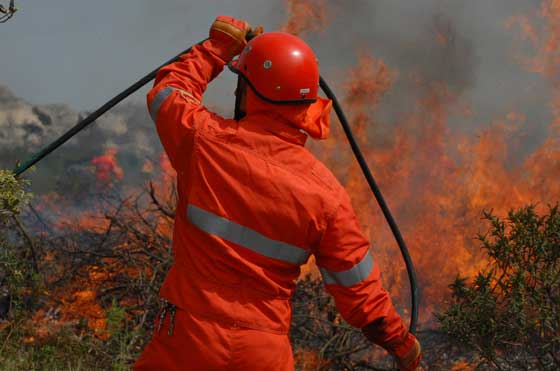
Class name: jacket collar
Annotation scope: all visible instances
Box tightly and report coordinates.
[243,89,332,142]
[241,112,308,146]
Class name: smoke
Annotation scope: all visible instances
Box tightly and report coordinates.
[1,0,556,203]
[0,0,548,126]
[0,86,73,149]
[0,84,162,195]
[1,0,556,219]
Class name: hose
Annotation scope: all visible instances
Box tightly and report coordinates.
[12,37,419,335]
[319,77,419,334]
[12,40,208,177]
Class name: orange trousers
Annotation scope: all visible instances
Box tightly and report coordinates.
[133,306,294,371]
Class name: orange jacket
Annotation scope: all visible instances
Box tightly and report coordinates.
[147,37,407,351]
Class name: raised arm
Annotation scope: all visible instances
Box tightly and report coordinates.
[314,190,421,370]
[147,16,253,170]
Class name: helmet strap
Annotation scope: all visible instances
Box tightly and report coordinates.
[234,76,246,121]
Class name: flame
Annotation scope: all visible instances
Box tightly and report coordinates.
[142,159,154,174]
[280,0,328,36]
[30,267,112,340]
[29,155,178,340]
[505,0,560,198]
[91,148,124,188]
[451,360,476,371]
[26,0,560,351]
[293,349,328,370]
[436,31,449,46]
[312,3,560,320]
[159,152,175,177]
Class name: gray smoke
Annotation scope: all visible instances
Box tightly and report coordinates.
[0,84,162,195]
[0,85,75,149]
[0,0,555,192]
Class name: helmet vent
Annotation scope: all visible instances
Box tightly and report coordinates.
[263,60,272,69]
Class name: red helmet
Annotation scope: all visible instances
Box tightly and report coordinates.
[229,32,319,104]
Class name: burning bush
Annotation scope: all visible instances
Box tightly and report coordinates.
[438,205,560,370]
[1,167,410,370]
[0,172,172,370]
[290,275,376,370]
[6,164,558,370]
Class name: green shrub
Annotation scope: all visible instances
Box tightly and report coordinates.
[437,205,560,370]
[105,298,147,371]
[0,170,31,220]
[0,170,34,316]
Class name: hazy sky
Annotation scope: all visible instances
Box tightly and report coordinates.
[0,0,549,125]
[0,0,284,110]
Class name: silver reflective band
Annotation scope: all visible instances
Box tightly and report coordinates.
[150,86,174,122]
[319,251,374,287]
[187,204,310,265]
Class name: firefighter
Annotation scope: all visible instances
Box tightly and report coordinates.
[133,16,422,371]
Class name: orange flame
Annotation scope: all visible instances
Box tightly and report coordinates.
[32,0,560,341]
[451,360,476,371]
[91,148,124,188]
[30,267,112,340]
[315,10,559,320]
[280,0,328,36]
[31,151,179,339]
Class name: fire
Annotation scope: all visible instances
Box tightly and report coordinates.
[293,349,328,370]
[333,61,528,320]
[4,4,559,371]
[91,148,124,188]
[159,151,175,178]
[30,267,113,341]
[20,1,560,360]
[503,0,560,202]
[26,151,177,342]
[436,31,449,46]
[305,1,559,322]
[451,360,476,371]
[280,0,328,36]
[344,53,395,107]
[142,159,154,174]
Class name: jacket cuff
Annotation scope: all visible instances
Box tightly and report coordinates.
[205,35,244,64]
[362,319,414,358]
[386,331,417,358]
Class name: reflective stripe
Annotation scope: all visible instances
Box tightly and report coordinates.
[187,204,310,265]
[319,252,374,287]
[177,88,201,105]
[150,86,174,122]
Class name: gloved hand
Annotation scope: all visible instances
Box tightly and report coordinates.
[390,332,422,371]
[395,338,421,370]
[209,16,264,62]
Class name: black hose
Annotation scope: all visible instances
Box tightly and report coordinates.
[12,37,419,335]
[319,77,419,334]
[12,40,208,177]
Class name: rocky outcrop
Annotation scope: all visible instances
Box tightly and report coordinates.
[0,85,162,191]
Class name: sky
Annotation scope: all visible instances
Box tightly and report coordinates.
[0,0,548,120]
[0,0,283,110]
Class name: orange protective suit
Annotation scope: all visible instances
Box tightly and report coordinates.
[134,31,410,371]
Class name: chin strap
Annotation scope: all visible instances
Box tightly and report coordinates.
[234,76,246,121]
